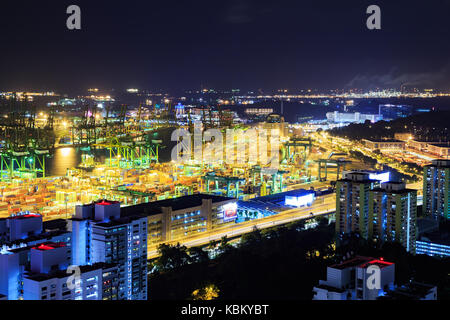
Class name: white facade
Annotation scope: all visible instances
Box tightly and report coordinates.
[23,268,103,300]
[313,256,395,300]
[326,111,382,123]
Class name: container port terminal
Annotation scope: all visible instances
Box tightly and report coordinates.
[0,92,429,256]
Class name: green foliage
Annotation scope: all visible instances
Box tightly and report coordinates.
[349,150,377,166]
[153,243,191,272]
[329,111,450,142]
[149,220,336,300]
[188,246,209,264]
[148,218,449,300]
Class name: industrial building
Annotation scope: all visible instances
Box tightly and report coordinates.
[326,111,382,124]
[426,143,450,158]
[236,189,316,221]
[416,230,450,258]
[342,170,390,184]
[120,194,237,245]
[259,113,287,137]
[362,139,406,152]
[407,140,450,157]
[378,104,413,121]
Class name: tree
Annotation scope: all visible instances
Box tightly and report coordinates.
[208,240,217,251]
[188,247,210,264]
[191,284,220,300]
[218,235,230,250]
[312,216,329,228]
[154,243,190,271]
[240,226,262,246]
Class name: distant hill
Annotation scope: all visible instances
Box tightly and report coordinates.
[329,111,450,141]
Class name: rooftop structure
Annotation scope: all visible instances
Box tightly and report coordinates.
[121,194,234,218]
[313,256,395,300]
[379,282,437,300]
[236,189,316,221]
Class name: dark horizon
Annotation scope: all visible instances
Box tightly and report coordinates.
[1,0,450,93]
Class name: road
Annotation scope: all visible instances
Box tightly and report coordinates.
[147,193,336,259]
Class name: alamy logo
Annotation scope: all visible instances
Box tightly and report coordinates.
[366,265,381,290]
[66,265,81,291]
[366,5,381,30]
[171,123,281,170]
[66,5,81,30]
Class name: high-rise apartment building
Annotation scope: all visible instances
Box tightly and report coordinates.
[0,213,72,300]
[336,172,379,239]
[369,182,417,253]
[69,200,148,300]
[21,242,118,300]
[423,159,450,220]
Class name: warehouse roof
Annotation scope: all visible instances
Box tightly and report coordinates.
[121,194,234,217]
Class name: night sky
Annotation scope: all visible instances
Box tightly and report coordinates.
[1,0,450,93]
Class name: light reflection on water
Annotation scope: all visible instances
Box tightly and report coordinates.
[45,147,108,177]
[45,128,175,177]
[45,145,173,177]
[45,147,80,176]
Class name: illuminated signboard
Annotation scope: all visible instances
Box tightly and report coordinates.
[285,193,315,207]
[222,202,238,222]
[369,172,390,183]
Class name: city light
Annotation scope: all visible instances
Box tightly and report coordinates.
[0,1,447,303]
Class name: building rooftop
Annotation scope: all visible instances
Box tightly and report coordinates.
[94,214,146,228]
[426,159,450,168]
[95,200,120,206]
[1,230,71,248]
[7,213,42,220]
[338,177,378,184]
[417,217,439,235]
[379,282,436,300]
[371,186,416,194]
[24,262,118,282]
[32,242,66,251]
[329,256,374,270]
[235,189,316,215]
[251,189,315,205]
[43,219,67,231]
[329,256,393,270]
[418,229,450,246]
[121,193,234,217]
[358,258,394,269]
[427,142,450,148]
[363,139,404,143]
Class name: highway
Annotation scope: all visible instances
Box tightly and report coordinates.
[147,193,336,259]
